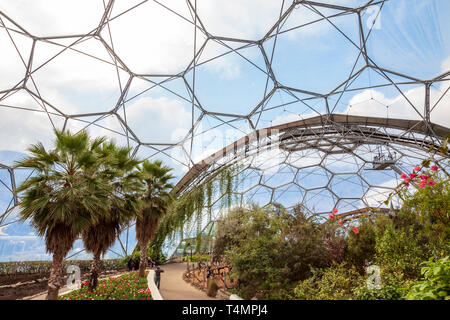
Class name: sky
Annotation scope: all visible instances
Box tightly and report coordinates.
[0,0,449,261]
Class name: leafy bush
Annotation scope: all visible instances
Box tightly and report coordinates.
[406,256,450,300]
[211,158,450,300]
[120,251,141,267]
[344,215,391,272]
[292,264,363,300]
[183,254,211,262]
[374,224,427,279]
[121,246,167,267]
[353,271,409,300]
[214,205,346,299]
[401,174,450,228]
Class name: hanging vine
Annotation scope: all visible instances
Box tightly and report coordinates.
[152,164,241,255]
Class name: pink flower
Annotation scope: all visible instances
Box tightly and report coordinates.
[418,182,426,188]
[400,173,407,179]
[332,208,338,214]
[409,173,416,179]
[428,180,436,186]
[414,166,421,172]
[329,214,335,219]
[352,227,359,234]
[404,182,410,188]
[431,165,439,172]
[338,221,343,226]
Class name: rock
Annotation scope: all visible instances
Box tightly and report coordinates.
[206,277,219,297]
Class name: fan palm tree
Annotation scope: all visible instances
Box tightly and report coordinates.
[82,142,143,290]
[15,130,110,299]
[136,160,174,278]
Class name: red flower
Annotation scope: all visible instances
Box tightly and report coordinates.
[409,173,416,179]
[428,180,436,186]
[404,182,409,188]
[414,166,421,172]
[332,208,338,214]
[329,214,335,219]
[400,172,407,179]
[338,221,343,226]
[418,182,426,188]
[431,165,439,172]
[352,227,359,234]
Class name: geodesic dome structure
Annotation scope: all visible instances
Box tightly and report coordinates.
[0,0,449,261]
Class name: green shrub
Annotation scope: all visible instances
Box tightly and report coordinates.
[406,256,450,300]
[402,177,450,228]
[374,224,426,279]
[184,253,211,262]
[121,246,167,267]
[353,271,409,300]
[215,205,347,299]
[344,215,392,272]
[292,264,363,300]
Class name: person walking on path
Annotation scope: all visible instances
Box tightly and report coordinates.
[127,257,134,272]
[154,266,164,289]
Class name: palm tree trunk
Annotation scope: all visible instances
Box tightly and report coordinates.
[88,252,101,291]
[139,240,148,278]
[47,251,64,300]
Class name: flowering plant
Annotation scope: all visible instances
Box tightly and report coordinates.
[328,208,360,235]
[59,271,151,300]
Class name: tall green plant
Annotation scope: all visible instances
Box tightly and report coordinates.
[136,160,174,278]
[406,256,450,300]
[82,142,143,290]
[15,130,110,299]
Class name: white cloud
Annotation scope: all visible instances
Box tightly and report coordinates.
[343,54,450,127]
[32,40,126,94]
[272,112,317,126]
[441,56,450,72]
[344,81,450,128]
[0,28,31,90]
[106,96,191,144]
[197,0,284,40]
[0,226,7,236]
[0,91,64,153]
[205,55,241,80]
[0,0,103,37]
[363,178,399,207]
[345,88,422,120]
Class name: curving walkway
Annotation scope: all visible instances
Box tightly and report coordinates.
[158,262,217,300]
[23,263,215,300]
